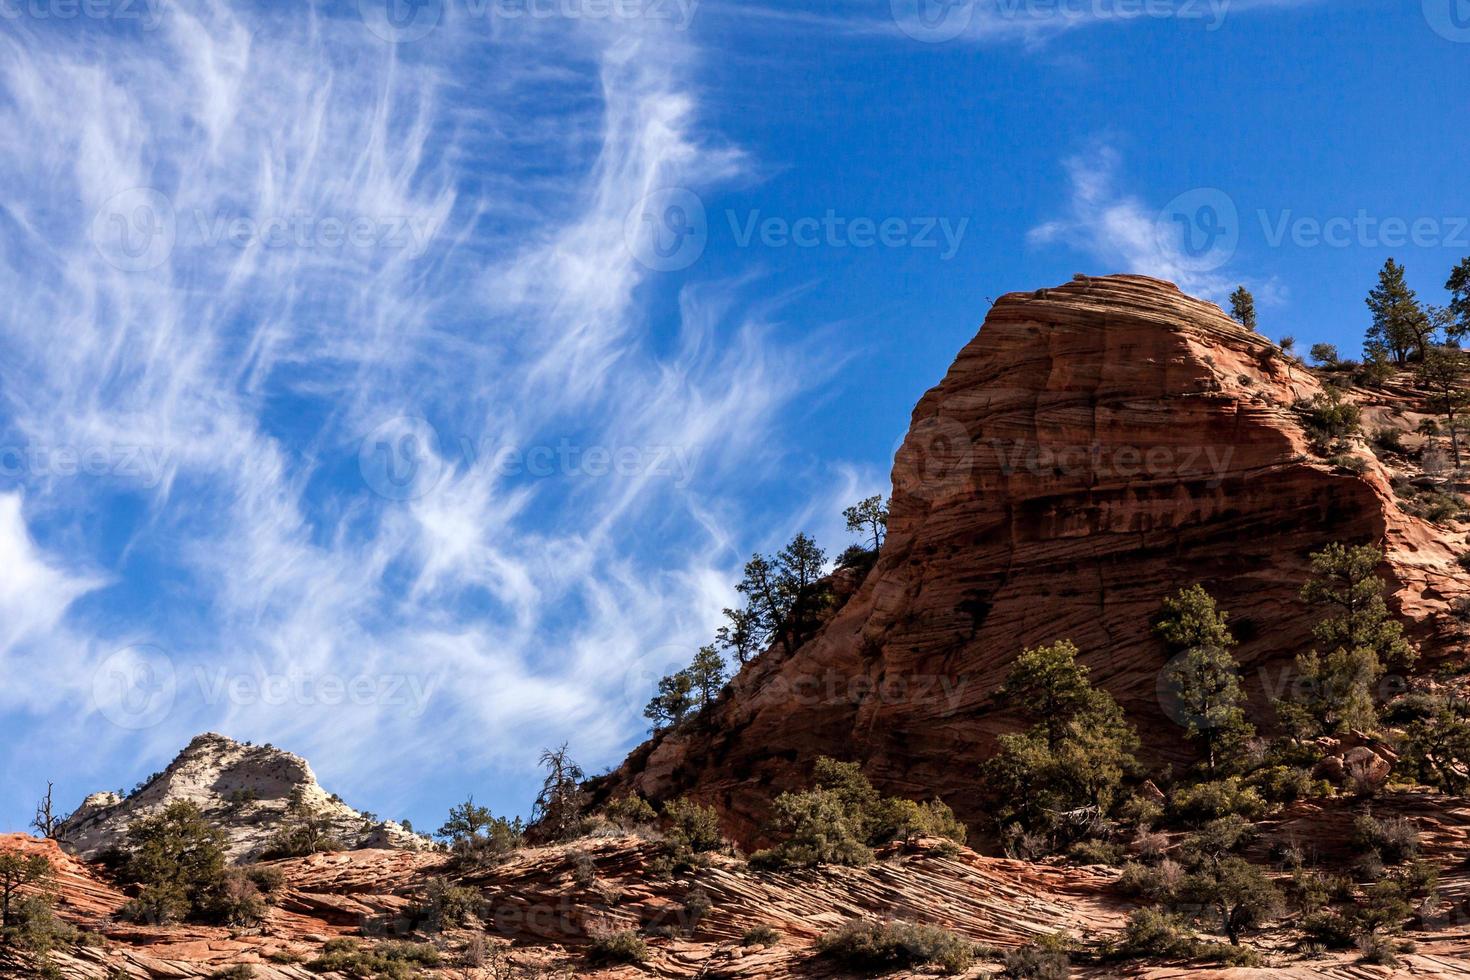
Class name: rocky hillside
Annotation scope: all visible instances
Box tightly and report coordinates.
[56,733,428,862]
[595,274,1468,841]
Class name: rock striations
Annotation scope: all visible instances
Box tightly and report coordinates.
[56,733,429,862]
[596,274,1467,841]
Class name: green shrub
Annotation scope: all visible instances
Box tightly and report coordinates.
[1116,859,1183,901]
[741,924,779,947]
[1066,838,1123,866]
[585,930,649,966]
[1354,815,1420,864]
[244,865,285,898]
[872,797,968,846]
[209,968,257,980]
[1372,428,1406,454]
[198,871,268,928]
[118,801,238,924]
[602,795,658,831]
[307,938,441,978]
[1168,778,1267,824]
[1246,765,1331,803]
[663,798,724,854]
[817,919,973,976]
[414,878,485,930]
[1116,907,1197,959]
[750,789,873,870]
[1002,934,1071,979]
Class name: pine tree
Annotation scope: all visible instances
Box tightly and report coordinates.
[982,640,1139,839]
[1154,585,1254,776]
[1228,286,1257,331]
[0,853,53,929]
[1289,543,1414,735]
[1417,344,1470,464]
[843,495,889,551]
[644,670,695,732]
[1366,258,1430,365]
[1447,256,1470,341]
[776,533,828,650]
[687,644,728,710]
[715,605,760,666]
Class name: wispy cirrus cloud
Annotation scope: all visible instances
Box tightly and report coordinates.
[1026,142,1281,303]
[0,1,823,822]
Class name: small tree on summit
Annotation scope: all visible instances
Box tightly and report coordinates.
[1229,286,1257,331]
[1447,256,1470,341]
[1154,585,1254,777]
[687,645,728,711]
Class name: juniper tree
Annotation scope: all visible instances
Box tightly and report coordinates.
[0,853,53,930]
[1366,258,1430,364]
[1155,585,1254,776]
[982,640,1139,841]
[1228,286,1257,331]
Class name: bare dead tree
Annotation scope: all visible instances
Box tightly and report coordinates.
[31,781,63,838]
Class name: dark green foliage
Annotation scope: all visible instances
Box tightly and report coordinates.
[750,758,965,869]
[1365,257,1430,365]
[662,798,725,855]
[1311,342,1340,367]
[733,533,829,658]
[1168,779,1267,825]
[585,930,649,966]
[1296,388,1362,452]
[1371,427,1406,455]
[1155,585,1254,775]
[1286,542,1416,736]
[644,670,695,732]
[414,878,485,931]
[209,967,256,980]
[0,852,53,931]
[1448,256,1470,340]
[1353,814,1420,864]
[843,495,889,551]
[118,801,240,925]
[1416,344,1470,464]
[435,795,524,866]
[1228,286,1257,331]
[1243,766,1330,804]
[1002,934,1071,979]
[306,938,441,978]
[980,640,1139,849]
[1115,907,1199,959]
[817,919,974,976]
[602,795,658,832]
[1398,696,1470,792]
[262,789,345,859]
[741,924,779,947]
[1182,856,1282,945]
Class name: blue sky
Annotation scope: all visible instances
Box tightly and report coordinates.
[1,0,1467,833]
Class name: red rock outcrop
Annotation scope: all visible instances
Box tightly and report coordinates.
[596,275,1467,842]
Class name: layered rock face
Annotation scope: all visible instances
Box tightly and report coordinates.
[597,275,1466,841]
[56,733,428,862]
